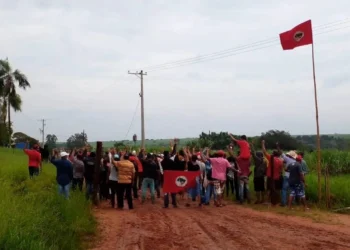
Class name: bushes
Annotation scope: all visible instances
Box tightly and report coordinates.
[0,148,96,250]
[304,150,350,175]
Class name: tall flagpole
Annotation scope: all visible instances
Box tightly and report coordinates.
[311,42,322,202]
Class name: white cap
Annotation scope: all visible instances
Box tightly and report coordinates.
[132,150,136,156]
[60,152,69,157]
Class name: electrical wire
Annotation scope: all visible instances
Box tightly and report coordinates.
[140,18,350,72]
[146,25,350,72]
[123,97,140,141]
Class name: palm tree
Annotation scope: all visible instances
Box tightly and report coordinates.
[0,59,30,137]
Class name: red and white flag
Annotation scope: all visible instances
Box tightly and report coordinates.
[163,170,200,193]
[279,20,313,50]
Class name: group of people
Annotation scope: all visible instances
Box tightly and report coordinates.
[22,133,309,210]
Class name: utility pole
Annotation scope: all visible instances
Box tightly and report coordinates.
[38,119,46,145]
[128,70,147,149]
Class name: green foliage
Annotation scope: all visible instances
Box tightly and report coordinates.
[199,131,231,149]
[13,132,38,146]
[304,150,350,175]
[258,130,305,150]
[104,138,195,149]
[0,122,10,146]
[0,148,96,250]
[296,134,350,150]
[186,138,213,149]
[66,132,87,150]
[114,141,126,150]
[46,134,58,151]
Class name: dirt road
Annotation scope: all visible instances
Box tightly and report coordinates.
[91,199,350,250]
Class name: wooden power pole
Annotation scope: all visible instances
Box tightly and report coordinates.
[128,70,147,149]
[38,119,46,145]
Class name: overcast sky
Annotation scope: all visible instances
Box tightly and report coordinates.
[1,1,349,142]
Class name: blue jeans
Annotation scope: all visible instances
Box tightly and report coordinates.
[239,177,250,202]
[58,183,70,199]
[86,181,93,200]
[188,177,201,200]
[141,178,155,202]
[205,184,217,203]
[281,176,289,206]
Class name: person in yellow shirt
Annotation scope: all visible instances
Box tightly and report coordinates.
[112,151,135,210]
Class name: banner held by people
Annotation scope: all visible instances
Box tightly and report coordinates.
[163,170,200,193]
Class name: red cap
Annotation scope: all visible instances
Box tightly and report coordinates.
[217,150,225,157]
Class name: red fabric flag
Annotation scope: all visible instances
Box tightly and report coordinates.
[279,20,313,50]
[163,170,200,193]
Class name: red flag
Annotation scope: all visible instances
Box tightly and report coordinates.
[279,20,313,50]
[163,170,200,193]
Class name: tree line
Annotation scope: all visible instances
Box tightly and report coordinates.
[6,130,350,152]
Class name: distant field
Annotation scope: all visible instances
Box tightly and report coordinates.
[88,138,196,149]
[294,134,350,139]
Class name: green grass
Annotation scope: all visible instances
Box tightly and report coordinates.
[0,148,96,250]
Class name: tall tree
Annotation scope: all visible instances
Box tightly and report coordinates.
[66,132,87,149]
[46,134,58,150]
[0,59,30,139]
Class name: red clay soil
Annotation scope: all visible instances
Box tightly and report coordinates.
[91,199,350,250]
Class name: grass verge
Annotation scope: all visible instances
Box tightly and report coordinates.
[0,148,96,250]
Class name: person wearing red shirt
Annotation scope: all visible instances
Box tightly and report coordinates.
[262,140,283,206]
[23,141,42,178]
[229,133,251,159]
[229,134,252,203]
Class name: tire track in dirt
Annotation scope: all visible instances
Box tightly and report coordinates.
[91,200,350,250]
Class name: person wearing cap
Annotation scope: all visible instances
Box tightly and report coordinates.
[201,148,236,207]
[111,151,135,210]
[23,140,42,178]
[277,143,297,207]
[298,152,309,175]
[50,150,73,199]
[287,155,308,210]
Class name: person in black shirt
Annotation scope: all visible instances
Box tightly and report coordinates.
[186,155,202,207]
[140,154,158,204]
[83,152,95,200]
[162,151,178,208]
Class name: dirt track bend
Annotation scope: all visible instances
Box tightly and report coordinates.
[91,199,350,250]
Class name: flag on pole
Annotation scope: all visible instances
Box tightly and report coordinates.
[163,170,200,193]
[279,20,313,50]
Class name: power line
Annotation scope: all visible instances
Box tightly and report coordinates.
[141,18,350,72]
[123,97,140,141]
[147,25,350,72]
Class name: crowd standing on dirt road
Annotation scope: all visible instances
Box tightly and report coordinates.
[23,133,309,210]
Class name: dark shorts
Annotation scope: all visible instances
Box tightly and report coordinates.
[254,177,265,192]
[29,166,39,178]
[267,177,282,190]
[289,183,305,198]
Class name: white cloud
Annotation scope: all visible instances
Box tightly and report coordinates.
[0,0,349,142]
